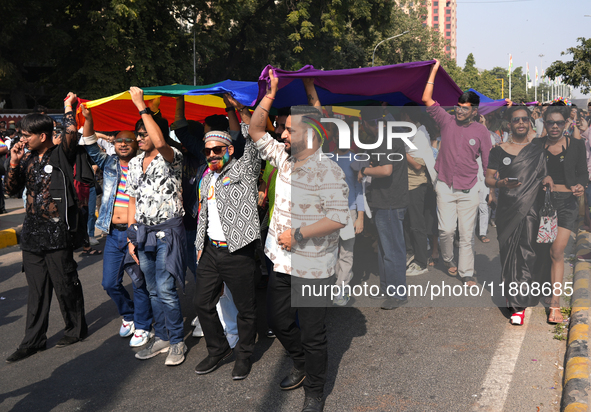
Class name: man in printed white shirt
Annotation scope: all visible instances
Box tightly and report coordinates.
[126,87,187,367]
[249,71,349,412]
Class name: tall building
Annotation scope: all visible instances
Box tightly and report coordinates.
[423,0,457,60]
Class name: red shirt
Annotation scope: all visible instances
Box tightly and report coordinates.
[427,102,491,190]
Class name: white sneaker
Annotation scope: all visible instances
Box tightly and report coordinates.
[226,333,239,349]
[130,329,154,347]
[333,293,350,307]
[89,236,99,246]
[135,337,170,360]
[165,342,187,366]
[192,317,204,337]
[119,320,135,337]
[406,262,428,277]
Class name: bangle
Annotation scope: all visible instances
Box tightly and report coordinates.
[10,163,19,168]
[427,82,434,85]
[260,106,269,114]
[265,95,275,100]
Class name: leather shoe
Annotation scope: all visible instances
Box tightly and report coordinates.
[195,348,233,375]
[6,346,46,363]
[232,358,252,380]
[381,297,408,310]
[302,395,325,412]
[56,336,81,347]
[280,367,306,390]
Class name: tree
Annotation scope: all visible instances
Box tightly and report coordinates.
[545,37,591,94]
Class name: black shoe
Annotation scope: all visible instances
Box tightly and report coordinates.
[195,348,233,375]
[0,209,7,215]
[232,358,252,380]
[56,336,81,347]
[6,346,46,363]
[280,367,306,390]
[302,395,325,412]
[266,329,276,338]
[381,297,408,310]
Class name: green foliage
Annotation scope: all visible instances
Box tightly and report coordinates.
[546,37,591,94]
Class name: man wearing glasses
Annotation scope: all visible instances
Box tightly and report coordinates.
[422,59,492,286]
[126,87,187,366]
[193,129,261,380]
[79,104,153,348]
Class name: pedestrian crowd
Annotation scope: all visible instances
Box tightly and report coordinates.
[3,60,591,412]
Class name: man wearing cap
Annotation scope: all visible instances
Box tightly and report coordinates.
[193,129,261,380]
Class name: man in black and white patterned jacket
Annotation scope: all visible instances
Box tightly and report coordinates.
[193,129,261,380]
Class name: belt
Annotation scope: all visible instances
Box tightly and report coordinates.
[110,223,128,232]
[210,239,228,248]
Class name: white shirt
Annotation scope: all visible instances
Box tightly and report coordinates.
[206,173,226,241]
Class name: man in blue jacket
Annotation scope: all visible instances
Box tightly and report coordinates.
[79,105,153,347]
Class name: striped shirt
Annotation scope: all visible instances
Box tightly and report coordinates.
[114,165,129,208]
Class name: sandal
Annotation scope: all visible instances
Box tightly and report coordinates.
[479,235,490,243]
[510,310,525,326]
[444,261,458,276]
[462,276,477,287]
[548,307,564,324]
[82,248,103,256]
[427,256,439,267]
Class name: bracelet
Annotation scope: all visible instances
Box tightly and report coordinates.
[239,106,247,111]
[225,107,235,113]
[494,180,499,188]
[10,163,19,168]
[265,95,275,100]
[427,82,434,85]
[260,106,269,114]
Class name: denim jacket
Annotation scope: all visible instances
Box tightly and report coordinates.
[80,134,122,233]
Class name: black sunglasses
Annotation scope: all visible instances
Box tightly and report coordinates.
[202,146,227,156]
[115,138,136,144]
[545,120,566,127]
[511,116,530,124]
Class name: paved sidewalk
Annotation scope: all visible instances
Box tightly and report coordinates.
[0,198,25,250]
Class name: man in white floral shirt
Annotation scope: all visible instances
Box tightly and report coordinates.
[126,87,187,367]
[249,71,349,412]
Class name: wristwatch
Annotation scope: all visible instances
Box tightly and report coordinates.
[360,167,367,176]
[138,107,153,116]
[225,107,235,112]
[294,228,304,243]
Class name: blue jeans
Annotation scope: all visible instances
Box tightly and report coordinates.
[102,228,152,330]
[88,187,97,238]
[374,208,407,300]
[138,238,184,344]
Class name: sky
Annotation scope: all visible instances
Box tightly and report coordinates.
[456,0,590,98]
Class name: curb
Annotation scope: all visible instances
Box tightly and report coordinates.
[562,224,591,412]
[0,224,21,250]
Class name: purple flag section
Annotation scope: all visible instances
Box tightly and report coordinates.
[257,61,464,107]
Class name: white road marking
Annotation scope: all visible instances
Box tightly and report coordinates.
[472,307,531,411]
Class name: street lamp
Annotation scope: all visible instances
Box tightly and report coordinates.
[371,30,410,67]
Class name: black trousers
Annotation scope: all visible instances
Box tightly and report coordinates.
[404,184,428,268]
[194,240,256,360]
[20,248,87,349]
[269,271,331,398]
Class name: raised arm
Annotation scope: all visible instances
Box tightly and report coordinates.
[422,59,440,107]
[224,93,252,125]
[223,94,241,132]
[62,92,79,161]
[250,69,278,143]
[303,78,321,108]
[81,104,95,138]
[129,87,174,163]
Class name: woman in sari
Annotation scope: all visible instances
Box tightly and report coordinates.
[486,106,547,325]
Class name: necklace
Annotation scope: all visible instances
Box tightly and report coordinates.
[508,137,528,146]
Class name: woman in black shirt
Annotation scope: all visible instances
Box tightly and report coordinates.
[541,105,587,323]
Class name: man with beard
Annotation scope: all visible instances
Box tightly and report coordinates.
[5,93,88,363]
[193,129,261,380]
[79,105,153,347]
[422,59,492,286]
[249,71,349,412]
